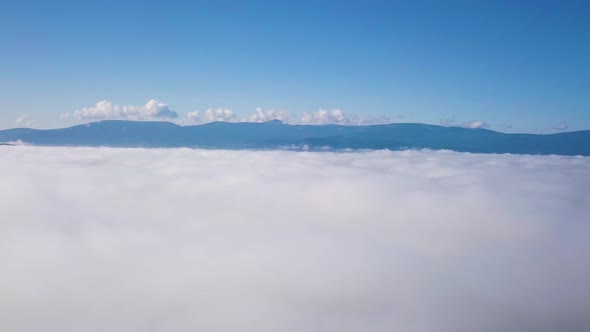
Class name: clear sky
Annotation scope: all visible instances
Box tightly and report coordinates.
[1,0,589,132]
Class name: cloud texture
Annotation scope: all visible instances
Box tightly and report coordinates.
[66,103,389,126]
[300,109,348,125]
[187,108,236,123]
[64,99,179,121]
[1,147,589,332]
[186,107,390,125]
[246,107,291,123]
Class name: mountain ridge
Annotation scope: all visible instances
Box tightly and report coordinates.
[1,120,589,156]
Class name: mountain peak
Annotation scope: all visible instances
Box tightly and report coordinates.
[263,119,284,125]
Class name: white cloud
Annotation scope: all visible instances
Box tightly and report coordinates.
[243,107,391,125]
[0,146,589,332]
[298,109,390,125]
[62,103,390,126]
[300,108,348,125]
[246,107,291,123]
[462,120,491,129]
[188,108,236,123]
[15,113,32,127]
[65,99,178,121]
[238,107,389,125]
[6,139,27,146]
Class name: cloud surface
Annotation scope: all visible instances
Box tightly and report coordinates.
[1,147,589,332]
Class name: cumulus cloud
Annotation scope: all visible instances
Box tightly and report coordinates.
[299,109,390,125]
[246,107,291,123]
[462,120,491,129]
[1,147,589,332]
[64,99,178,121]
[187,108,236,123]
[301,108,347,125]
[15,113,32,127]
[193,107,389,125]
[62,102,390,126]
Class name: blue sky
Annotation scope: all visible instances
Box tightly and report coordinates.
[1,0,588,132]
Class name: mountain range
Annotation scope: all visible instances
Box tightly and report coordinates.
[1,120,589,156]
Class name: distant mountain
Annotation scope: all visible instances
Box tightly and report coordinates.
[1,120,589,156]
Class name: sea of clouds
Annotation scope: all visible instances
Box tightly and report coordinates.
[1,147,589,332]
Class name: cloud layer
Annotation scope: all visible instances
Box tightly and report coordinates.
[64,99,179,121]
[1,147,589,332]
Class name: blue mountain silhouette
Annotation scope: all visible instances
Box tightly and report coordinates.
[1,120,589,155]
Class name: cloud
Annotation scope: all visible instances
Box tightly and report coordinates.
[462,120,491,129]
[6,139,27,146]
[553,122,568,131]
[188,108,236,123]
[246,107,291,123]
[241,107,389,125]
[64,99,179,121]
[299,109,390,125]
[0,146,589,332]
[15,113,32,127]
[62,102,390,126]
[301,108,347,125]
